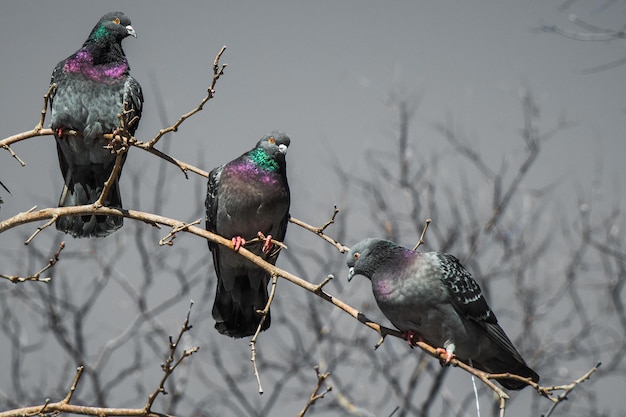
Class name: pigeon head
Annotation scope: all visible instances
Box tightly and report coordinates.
[248,131,291,171]
[86,12,136,45]
[347,238,399,281]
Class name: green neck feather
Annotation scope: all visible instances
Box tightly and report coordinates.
[90,25,110,42]
[248,148,279,171]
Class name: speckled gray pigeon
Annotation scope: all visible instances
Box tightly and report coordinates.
[50,12,143,238]
[205,132,291,338]
[347,238,539,390]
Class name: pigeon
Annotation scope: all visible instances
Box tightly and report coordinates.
[205,131,291,338]
[50,12,143,238]
[347,238,539,390]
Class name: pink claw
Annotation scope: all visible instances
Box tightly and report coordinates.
[262,234,273,254]
[435,347,455,364]
[232,236,246,251]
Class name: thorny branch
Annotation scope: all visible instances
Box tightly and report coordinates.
[0,41,606,416]
[0,304,197,417]
[0,241,64,283]
[135,45,228,149]
[2,201,594,411]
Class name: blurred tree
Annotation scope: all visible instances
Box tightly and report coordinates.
[0,83,623,417]
[541,2,626,73]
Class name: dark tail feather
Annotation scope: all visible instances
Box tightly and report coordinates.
[56,164,123,238]
[473,356,540,390]
[212,273,271,338]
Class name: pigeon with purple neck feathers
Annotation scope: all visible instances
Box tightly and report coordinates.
[205,132,291,338]
[50,12,143,238]
[347,238,539,390]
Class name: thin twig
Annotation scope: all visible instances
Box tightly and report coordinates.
[0,84,56,167]
[0,363,162,417]
[540,362,601,416]
[35,84,56,132]
[0,241,64,284]
[249,274,279,394]
[24,216,58,245]
[159,219,202,246]
[137,46,228,149]
[95,147,126,207]
[289,206,349,253]
[144,301,199,413]
[61,366,85,404]
[139,145,209,178]
[314,275,334,294]
[297,366,332,417]
[412,218,431,250]
[1,143,27,166]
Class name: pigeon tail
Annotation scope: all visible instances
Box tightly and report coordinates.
[472,356,540,390]
[212,272,271,338]
[56,163,123,238]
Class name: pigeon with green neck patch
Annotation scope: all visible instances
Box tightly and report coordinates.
[205,131,291,338]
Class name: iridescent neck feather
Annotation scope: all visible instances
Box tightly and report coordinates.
[248,148,279,172]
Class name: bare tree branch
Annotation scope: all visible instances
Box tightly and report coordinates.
[297,366,332,417]
[0,241,64,283]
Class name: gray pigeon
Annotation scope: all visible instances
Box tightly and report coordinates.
[347,238,539,390]
[205,132,291,338]
[50,12,143,238]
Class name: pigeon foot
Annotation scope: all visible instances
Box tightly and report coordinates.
[435,346,455,364]
[261,234,273,253]
[404,330,424,348]
[232,236,246,251]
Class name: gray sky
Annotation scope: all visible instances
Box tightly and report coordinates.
[1,1,624,217]
[1,1,624,416]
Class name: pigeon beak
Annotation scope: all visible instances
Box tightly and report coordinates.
[126,25,137,38]
[278,144,288,154]
[347,267,356,282]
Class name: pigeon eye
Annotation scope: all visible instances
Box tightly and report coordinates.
[353,252,360,261]
[112,17,121,25]
[268,137,275,145]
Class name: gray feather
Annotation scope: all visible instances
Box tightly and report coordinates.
[50,12,143,238]
[347,238,539,390]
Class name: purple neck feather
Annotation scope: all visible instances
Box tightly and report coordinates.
[64,49,128,81]
[226,160,281,186]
